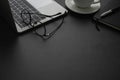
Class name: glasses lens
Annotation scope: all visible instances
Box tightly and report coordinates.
[21,10,32,25]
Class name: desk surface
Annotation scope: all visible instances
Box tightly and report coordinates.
[0,0,120,80]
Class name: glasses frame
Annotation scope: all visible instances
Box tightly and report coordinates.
[20,9,67,39]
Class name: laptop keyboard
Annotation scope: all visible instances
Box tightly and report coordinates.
[8,0,46,28]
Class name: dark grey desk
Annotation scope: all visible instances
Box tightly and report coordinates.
[0,0,120,80]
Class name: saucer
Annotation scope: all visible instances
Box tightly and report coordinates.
[65,0,101,14]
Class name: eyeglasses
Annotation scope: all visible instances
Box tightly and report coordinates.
[21,9,66,40]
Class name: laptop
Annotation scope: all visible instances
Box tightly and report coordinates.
[0,0,67,33]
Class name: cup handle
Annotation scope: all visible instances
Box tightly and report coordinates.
[93,0,100,4]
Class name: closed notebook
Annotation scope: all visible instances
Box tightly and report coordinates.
[94,0,120,30]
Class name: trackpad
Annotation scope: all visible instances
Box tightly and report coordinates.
[26,0,53,9]
[26,0,67,15]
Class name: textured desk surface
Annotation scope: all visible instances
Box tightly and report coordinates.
[0,0,120,80]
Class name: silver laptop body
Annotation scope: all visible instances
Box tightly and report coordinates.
[0,0,67,33]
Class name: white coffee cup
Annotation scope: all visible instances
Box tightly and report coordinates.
[74,0,100,8]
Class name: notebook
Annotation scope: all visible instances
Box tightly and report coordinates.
[94,0,120,31]
[0,0,67,33]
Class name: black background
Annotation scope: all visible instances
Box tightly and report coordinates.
[0,0,120,80]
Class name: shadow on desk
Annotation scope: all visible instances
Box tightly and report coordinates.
[67,9,95,19]
[0,18,19,54]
